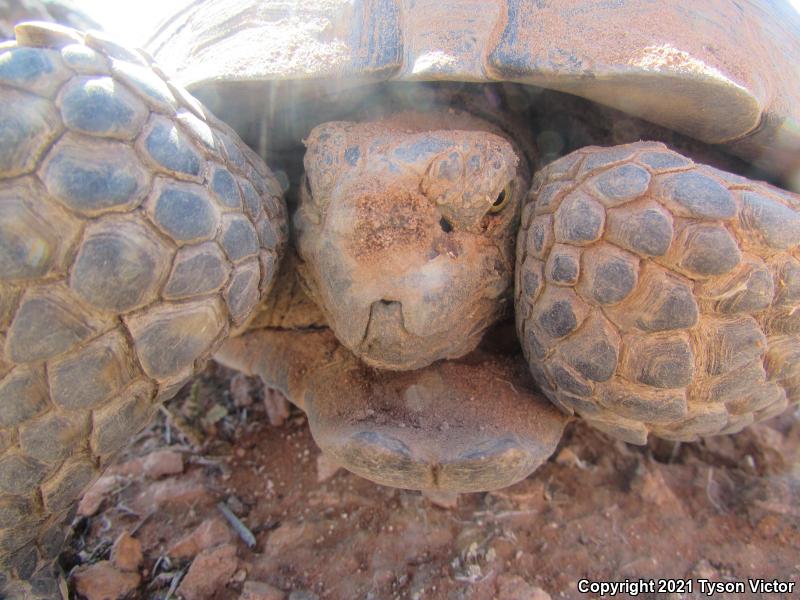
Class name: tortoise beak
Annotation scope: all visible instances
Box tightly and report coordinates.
[357,299,433,370]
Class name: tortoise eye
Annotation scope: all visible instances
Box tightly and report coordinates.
[490,183,512,213]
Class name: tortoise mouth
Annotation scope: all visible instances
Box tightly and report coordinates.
[355,299,480,371]
[359,300,410,365]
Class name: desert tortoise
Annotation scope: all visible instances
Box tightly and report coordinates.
[1,0,799,595]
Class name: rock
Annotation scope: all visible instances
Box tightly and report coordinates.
[77,475,122,516]
[423,490,459,509]
[226,494,248,516]
[496,574,551,600]
[111,449,184,479]
[231,569,248,584]
[288,592,319,600]
[315,453,341,482]
[230,373,255,407]
[756,514,782,537]
[692,559,719,581]
[149,475,212,507]
[488,479,548,510]
[636,467,684,513]
[177,543,239,600]
[108,458,145,477]
[142,449,184,478]
[72,561,140,600]
[240,581,286,600]
[110,531,143,572]
[169,517,234,559]
[265,522,312,553]
[738,424,789,474]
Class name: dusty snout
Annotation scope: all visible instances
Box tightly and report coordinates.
[322,187,511,368]
[295,114,524,370]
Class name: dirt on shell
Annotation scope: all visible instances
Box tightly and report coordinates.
[62,361,800,599]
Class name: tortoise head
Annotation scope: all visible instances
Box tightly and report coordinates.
[295,114,524,370]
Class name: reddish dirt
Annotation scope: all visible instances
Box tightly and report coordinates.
[62,362,800,600]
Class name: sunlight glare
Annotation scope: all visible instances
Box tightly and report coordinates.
[73,0,189,47]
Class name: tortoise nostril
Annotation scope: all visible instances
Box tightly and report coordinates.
[439,217,453,234]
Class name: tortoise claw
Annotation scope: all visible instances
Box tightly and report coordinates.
[325,427,546,492]
[304,339,567,492]
[309,383,565,492]
[217,329,568,492]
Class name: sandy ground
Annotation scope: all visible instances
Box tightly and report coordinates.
[62,362,800,600]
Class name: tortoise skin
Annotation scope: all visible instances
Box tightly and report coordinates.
[0,23,288,598]
[516,142,800,444]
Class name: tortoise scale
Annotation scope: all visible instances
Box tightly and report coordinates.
[0,0,799,596]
